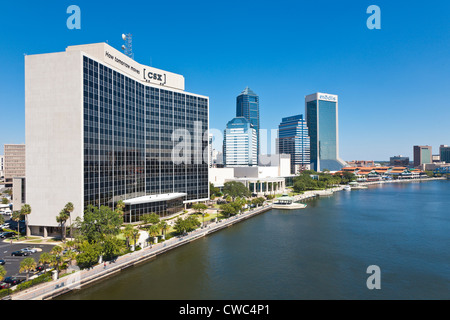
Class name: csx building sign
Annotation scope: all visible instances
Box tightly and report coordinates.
[143,69,166,85]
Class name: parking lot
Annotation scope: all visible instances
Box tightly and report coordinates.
[0,241,55,280]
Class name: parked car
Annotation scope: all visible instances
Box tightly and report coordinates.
[0,259,5,265]
[20,248,37,254]
[0,282,11,289]
[35,265,45,272]
[0,232,15,239]
[11,250,30,256]
[2,277,24,286]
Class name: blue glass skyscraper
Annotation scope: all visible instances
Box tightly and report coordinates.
[278,115,310,174]
[236,87,259,161]
[305,93,347,172]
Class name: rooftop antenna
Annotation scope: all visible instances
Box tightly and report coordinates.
[121,33,133,59]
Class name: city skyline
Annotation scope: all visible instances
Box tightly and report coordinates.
[1,1,450,161]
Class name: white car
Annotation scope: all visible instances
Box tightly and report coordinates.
[21,247,37,254]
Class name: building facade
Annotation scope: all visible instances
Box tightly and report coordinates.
[305,93,347,172]
[25,43,209,236]
[390,155,410,167]
[413,145,432,167]
[277,115,310,174]
[236,87,260,162]
[3,144,25,186]
[223,117,257,167]
[440,145,450,164]
[0,155,4,179]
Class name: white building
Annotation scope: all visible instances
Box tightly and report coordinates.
[25,42,209,236]
[223,117,257,167]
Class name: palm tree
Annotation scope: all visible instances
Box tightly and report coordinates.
[20,257,37,281]
[147,224,159,245]
[123,224,134,249]
[20,204,32,238]
[158,221,169,239]
[64,202,74,239]
[56,209,69,242]
[11,211,21,241]
[50,246,64,278]
[131,229,140,249]
[39,252,52,272]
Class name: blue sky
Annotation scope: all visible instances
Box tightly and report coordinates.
[0,0,449,160]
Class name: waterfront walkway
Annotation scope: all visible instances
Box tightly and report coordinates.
[9,204,273,300]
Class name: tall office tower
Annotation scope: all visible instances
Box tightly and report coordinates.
[305,93,347,172]
[278,115,310,174]
[3,144,25,186]
[25,43,209,236]
[223,117,257,167]
[439,145,450,164]
[413,145,432,167]
[236,87,260,161]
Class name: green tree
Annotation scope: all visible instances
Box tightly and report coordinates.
[76,205,123,244]
[116,200,125,216]
[122,224,134,249]
[20,204,32,238]
[131,229,140,248]
[220,203,238,217]
[11,211,21,241]
[38,252,52,272]
[56,209,70,242]
[76,241,101,269]
[1,198,8,205]
[102,235,123,260]
[50,246,64,278]
[174,217,186,235]
[64,202,74,239]
[0,265,6,282]
[192,203,208,226]
[209,182,221,197]
[147,224,160,244]
[20,257,37,281]
[223,181,251,200]
[158,220,169,238]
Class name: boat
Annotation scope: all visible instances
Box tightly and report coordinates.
[344,185,351,191]
[349,181,368,190]
[273,194,307,210]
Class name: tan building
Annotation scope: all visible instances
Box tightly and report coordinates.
[4,144,25,185]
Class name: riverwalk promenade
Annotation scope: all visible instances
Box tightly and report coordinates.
[8,204,273,300]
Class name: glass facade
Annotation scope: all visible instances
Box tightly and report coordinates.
[306,97,345,172]
[83,56,208,222]
[278,115,310,174]
[236,87,259,160]
[440,146,450,164]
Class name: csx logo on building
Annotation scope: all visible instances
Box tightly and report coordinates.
[143,69,165,82]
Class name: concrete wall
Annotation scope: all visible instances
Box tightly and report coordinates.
[209,168,235,187]
[25,50,84,228]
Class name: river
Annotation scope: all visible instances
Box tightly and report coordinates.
[57,180,450,300]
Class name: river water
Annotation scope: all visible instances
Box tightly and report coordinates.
[57,180,450,300]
